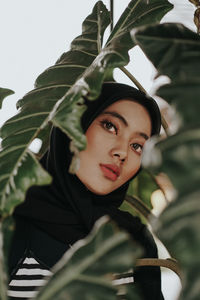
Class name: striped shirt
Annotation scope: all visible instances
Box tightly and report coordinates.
[8,256,52,299]
[8,255,134,299]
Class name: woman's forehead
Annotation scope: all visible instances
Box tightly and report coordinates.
[100,99,152,136]
[102,99,150,119]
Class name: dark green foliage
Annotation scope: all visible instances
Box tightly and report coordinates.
[133,22,200,299]
[0,1,109,216]
[0,0,172,218]
[35,217,142,300]
[0,1,176,299]
[0,88,14,110]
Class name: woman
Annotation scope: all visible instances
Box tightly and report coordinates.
[8,82,163,299]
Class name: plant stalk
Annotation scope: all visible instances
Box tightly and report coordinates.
[119,66,169,136]
[110,0,114,31]
[119,66,147,94]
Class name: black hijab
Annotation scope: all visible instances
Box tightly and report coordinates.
[14,82,161,246]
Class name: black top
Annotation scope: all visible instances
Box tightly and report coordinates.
[9,82,163,299]
[9,214,164,300]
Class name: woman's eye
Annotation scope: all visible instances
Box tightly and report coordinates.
[100,120,117,134]
[130,143,143,154]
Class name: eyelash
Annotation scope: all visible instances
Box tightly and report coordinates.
[100,119,118,134]
[130,143,143,155]
[100,119,143,155]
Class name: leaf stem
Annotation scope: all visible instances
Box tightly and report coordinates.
[161,115,169,135]
[136,258,181,278]
[119,66,147,94]
[110,0,114,32]
[124,194,155,221]
[148,170,169,205]
[119,66,169,137]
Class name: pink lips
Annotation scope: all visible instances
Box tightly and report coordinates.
[100,164,120,181]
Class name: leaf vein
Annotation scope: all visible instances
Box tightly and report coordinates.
[71,49,96,57]
[48,64,87,70]
[0,145,26,157]
[74,37,98,43]
[5,112,49,124]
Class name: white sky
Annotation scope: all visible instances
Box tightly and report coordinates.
[0,0,195,127]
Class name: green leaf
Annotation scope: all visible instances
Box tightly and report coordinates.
[125,283,142,300]
[0,217,15,300]
[120,170,159,222]
[156,190,200,299]
[143,129,200,197]
[0,150,51,216]
[34,123,52,159]
[53,0,173,150]
[0,0,173,215]
[107,0,173,53]
[35,217,142,300]
[34,2,109,89]
[0,222,8,300]
[2,216,15,268]
[132,23,200,81]
[128,169,159,209]
[132,23,200,194]
[0,1,109,216]
[158,82,200,129]
[0,88,14,109]
[122,195,153,221]
[132,23,200,129]
[133,22,200,299]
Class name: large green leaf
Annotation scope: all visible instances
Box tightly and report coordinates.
[0,150,52,216]
[144,129,200,196]
[132,23,200,129]
[132,23,200,299]
[133,23,200,80]
[155,190,200,299]
[132,23,200,193]
[52,0,173,153]
[107,0,173,53]
[35,217,142,300]
[0,0,172,216]
[158,82,200,128]
[0,88,14,110]
[0,1,110,216]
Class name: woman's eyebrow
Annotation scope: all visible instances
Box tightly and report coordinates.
[101,111,128,126]
[136,132,149,140]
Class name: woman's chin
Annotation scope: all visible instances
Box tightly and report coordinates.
[76,172,118,195]
[83,182,115,195]
[86,186,111,195]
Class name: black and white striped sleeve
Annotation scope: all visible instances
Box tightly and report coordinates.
[8,256,52,299]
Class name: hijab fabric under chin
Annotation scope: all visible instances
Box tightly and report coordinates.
[14,128,134,245]
[14,82,161,246]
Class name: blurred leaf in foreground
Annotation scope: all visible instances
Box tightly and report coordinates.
[35,217,142,300]
[132,22,200,300]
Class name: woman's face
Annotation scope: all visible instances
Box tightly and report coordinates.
[76,99,152,195]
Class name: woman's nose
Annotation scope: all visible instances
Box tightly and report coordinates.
[110,145,128,163]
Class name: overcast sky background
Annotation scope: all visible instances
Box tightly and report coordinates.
[0,0,195,127]
[0,1,196,299]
